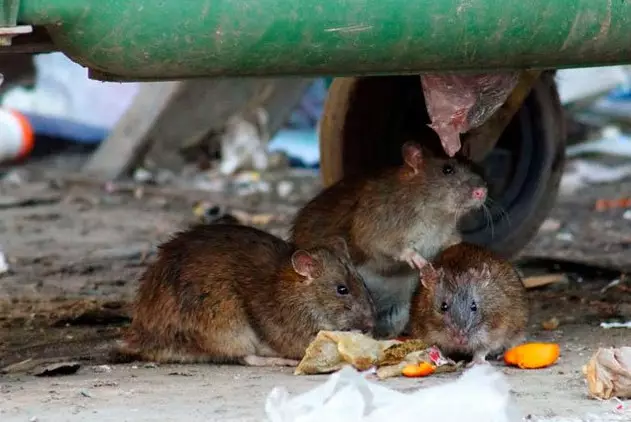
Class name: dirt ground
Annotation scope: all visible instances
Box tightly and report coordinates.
[1,163,631,421]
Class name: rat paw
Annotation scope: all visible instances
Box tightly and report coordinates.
[466,359,490,368]
[467,352,490,368]
[400,248,428,270]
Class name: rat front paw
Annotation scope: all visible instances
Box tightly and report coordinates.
[400,248,428,270]
[467,352,490,367]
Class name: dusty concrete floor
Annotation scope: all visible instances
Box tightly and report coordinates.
[1,169,631,421]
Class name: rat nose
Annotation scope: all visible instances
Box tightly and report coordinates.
[361,316,375,334]
[472,187,487,201]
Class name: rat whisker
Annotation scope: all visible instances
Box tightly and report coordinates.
[482,203,494,239]
[486,198,511,228]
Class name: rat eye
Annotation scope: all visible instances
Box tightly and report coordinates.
[336,285,349,295]
[442,164,454,175]
[470,301,478,312]
[440,302,449,312]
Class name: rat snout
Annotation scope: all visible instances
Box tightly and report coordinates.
[471,187,487,202]
[359,314,375,335]
[450,327,468,346]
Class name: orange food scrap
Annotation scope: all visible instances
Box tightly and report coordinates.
[402,361,436,378]
[504,342,560,369]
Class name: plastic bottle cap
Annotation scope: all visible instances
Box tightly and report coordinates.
[0,108,34,161]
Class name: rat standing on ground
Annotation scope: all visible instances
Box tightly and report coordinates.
[290,142,488,338]
[118,224,376,366]
[408,242,529,365]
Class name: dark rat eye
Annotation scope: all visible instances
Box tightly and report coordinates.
[336,285,349,295]
[470,301,478,312]
[440,302,449,312]
[442,164,454,175]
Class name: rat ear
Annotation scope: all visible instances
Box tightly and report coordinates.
[420,264,440,289]
[469,264,491,286]
[401,141,424,174]
[291,250,322,282]
[325,236,350,260]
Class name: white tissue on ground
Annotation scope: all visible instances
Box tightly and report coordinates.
[265,365,520,422]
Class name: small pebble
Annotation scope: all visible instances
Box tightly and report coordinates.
[93,365,112,373]
[555,232,574,242]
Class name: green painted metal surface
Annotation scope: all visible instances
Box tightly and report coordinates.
[17,0,631,80]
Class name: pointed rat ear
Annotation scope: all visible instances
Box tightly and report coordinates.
[480,262,491,278]
[325,236,350,260]
[469,263,492,286]
[420,264,440,289]
[401,141,424,174]
[291,250,321,282]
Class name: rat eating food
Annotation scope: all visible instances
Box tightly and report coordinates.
[118,224,376,366]
[408,242,529,365]
[290,141,488,338]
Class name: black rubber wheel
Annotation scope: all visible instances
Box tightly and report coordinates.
[319,73,566,258]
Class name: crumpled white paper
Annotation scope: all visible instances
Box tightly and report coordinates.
[265,365,520,422]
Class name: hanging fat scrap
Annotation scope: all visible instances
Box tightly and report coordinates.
[420,72,520,156]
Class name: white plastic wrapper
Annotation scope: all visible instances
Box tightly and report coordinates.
[265,365,519,422]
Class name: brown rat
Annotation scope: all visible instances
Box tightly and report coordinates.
[290,142,488,338]
[409,242,528,365]
[119,223,376,366]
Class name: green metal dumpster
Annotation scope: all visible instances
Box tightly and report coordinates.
[9,0,631,81]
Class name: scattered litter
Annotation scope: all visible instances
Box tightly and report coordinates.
[522,274,568,289]
[265,364,518,422]
[623,210,631,220]
[276,180,294,198]
[294,331,458,379]
[79,390,93,398]
[0,246,9,275]
[542,317,560,331]
[595,197,631,212]
[600,278,623,294]
[600,321,631,329]
[583,347,631,399]
[133,168,154,184]
[539,218,562,233]
[231,209,276,226]
[567,126,631,158]
[93,365,112,373]
[555,232,575,242]
[219,109,270,175]
[560,159,631,196]
[29,417,38,422]
[143,363,158,369]
[34,362,81,377]
[192,202,239,224]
